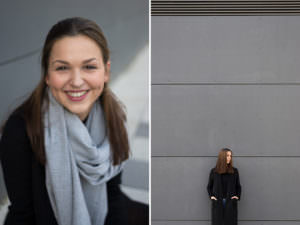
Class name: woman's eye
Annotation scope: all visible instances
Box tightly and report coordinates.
[84,65,97,70]
[56,66,68,71]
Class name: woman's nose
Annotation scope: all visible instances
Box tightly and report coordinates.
[70,69,84,87]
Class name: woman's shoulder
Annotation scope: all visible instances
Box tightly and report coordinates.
[232,167,239,173]
[1,109,29,147]
[210,168,216,174]
[2,109,27,135]
[0,109,33,166]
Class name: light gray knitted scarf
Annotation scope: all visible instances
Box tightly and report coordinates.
[44,90,123,225]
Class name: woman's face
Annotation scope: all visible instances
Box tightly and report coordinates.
[226,151,232,164]
[46,35,110,121]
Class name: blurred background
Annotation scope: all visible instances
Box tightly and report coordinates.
[0,0,149,223]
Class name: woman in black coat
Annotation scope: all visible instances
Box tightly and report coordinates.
[0,111,130,225]
[0,17,133,225]
[207,148,242,225]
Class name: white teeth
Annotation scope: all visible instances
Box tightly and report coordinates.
[67,91,87,97]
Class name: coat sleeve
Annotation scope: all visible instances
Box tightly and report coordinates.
[0,114,35,224]
[235,168,242,200]
[207,169,214,198]
[106,173,149,225]
[105,172,129,225]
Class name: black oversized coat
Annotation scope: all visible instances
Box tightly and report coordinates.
[0,111,131,225]
[207,167,242,225]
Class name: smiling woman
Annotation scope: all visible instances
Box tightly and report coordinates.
[0,17,130,225]
[46,35,110,121]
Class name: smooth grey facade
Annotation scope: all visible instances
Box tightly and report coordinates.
[152,15,300,225]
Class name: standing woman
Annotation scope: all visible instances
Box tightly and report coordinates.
[0,17,130,225]
[207,148,242,225]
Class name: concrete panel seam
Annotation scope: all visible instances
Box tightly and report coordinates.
[151,156,300,158]
[152,220,300,222]
[0,48,41,67]
[152,82,300,86]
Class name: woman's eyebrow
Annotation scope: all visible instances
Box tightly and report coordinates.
[51,58,97,66]
[51,60,69,65]
[82,58,97,64]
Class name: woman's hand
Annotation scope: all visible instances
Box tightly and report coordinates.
[231,196,239,200]
[211,196,217,201]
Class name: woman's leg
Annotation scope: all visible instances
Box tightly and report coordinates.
[224,198,238,225]
[211,199,223,225]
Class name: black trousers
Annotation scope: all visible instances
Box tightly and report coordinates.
[211,198,238,225]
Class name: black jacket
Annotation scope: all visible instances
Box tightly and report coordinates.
[207,167,242,200]
[207,167,242,225]
[0,112,128,225]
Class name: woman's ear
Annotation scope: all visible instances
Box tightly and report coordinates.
[104,61,111,83]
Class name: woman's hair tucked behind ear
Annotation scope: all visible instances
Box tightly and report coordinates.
[2,17,129,165]
[214,148,234,174]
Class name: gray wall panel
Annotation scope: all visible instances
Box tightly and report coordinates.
[238,222,300,225]
[152,85,300,157]
[153,0,287,1]
[152,157,300,221]
[152,16,300,84]
[152,222,300,225]
[0,54,41,121]
[152,222,208,225]
[152,14,300,225]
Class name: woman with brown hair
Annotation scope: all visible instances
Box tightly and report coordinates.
[0,17,131,225]
[207,148,242,225]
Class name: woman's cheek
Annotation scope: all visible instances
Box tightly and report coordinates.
[48,73,70,89]
[88,76,106,89]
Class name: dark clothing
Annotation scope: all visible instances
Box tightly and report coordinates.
[211,198,238,225]
[0,112,132,225]
[221,173,230,198]
[207,168,241,200]
[207,168,241,225]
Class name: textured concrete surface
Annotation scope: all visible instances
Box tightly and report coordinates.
[152,15,300,225]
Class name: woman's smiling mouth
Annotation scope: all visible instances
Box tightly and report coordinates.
[65,90,89,101]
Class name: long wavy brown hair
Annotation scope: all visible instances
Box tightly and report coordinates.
[4,17,129,165]
[214,148,234,174]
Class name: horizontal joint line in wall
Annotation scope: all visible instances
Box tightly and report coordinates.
[152,1,300,4]
[154,2,300,3]
[152,8,300,10]
[152,219,300,222]
[152,10,300,12]
[152,4,300,7]
[151,13,300,15]
[152,1,300,2]
[152,3,300,4]
[152,11,300,12]
[152,4,300,5]
[151,155,300,158]
[152,1,300,3]
[152,82,300,86]
[0,48,41,67]
[152,7,300,9]
[151,0,300,15]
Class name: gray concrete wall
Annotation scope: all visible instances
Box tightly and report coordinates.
[152,16,300,224]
